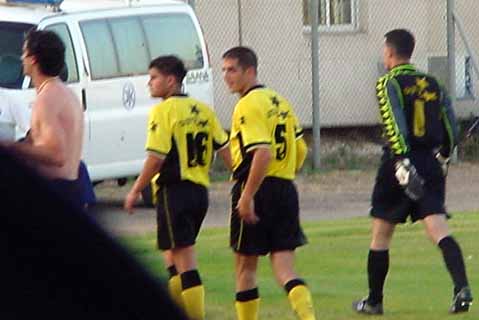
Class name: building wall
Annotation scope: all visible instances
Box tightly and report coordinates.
[193,0,479,128]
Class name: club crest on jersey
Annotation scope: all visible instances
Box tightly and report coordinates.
[149,121,158,132]
[190,105,200,115]
[270,96,280,107]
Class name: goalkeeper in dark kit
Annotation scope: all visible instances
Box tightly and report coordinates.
[352,28,473,315]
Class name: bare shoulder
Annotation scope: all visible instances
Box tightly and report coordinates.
[38,82,81,114]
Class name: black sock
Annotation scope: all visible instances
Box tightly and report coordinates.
[236,287,259,302]
[167,265,178,279]
[367,249,389,305]
[180,269,202,290]
[438,236,469,294]
[284,278,306,294]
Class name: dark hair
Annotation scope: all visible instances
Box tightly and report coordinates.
[384,29,415,59]
[222,46,258,72]
[149,55,187,84]
[25,30,65,77]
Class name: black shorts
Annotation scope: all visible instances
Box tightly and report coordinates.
[230,177,307,255]
[48,178,82,209]
[370,150,447,224]
[156,181,208,250]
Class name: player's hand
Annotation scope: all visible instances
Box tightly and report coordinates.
[395,158,424,200]
[236,194,259,224]
[435,152,450,177]
[124,190,141,214]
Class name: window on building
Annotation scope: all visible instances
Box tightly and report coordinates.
[303,0,357,30]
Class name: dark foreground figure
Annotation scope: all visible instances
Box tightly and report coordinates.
[0,147,186,319]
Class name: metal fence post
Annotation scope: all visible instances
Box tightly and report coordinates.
[237,0,243,45]
[447,0,458,161]
[310,0,321,170]
[187,0,195,10]
[447,0,456,101]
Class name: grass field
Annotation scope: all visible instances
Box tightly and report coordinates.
[121,212,478,320]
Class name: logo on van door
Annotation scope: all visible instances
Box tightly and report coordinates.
[185,70,210,85]
[122,81,136,110]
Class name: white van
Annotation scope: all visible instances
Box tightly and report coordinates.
[0,0,214,185]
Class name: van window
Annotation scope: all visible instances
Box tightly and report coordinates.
[0,22,33,89]
[45,24,79,83]
[109,17,149,75]
[81,20,119,79]
[80,13,205,80]
[141,14,204,70]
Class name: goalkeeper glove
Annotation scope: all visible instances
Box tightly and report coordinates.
[435,152,450,177]
[394,158,424,201]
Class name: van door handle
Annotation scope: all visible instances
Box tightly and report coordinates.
[82,89,87,111]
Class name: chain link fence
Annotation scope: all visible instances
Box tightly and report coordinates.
[184,0,479,167]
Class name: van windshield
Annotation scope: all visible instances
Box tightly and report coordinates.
[0,22,34,89]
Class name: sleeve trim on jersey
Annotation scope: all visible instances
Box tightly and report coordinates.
[376,76,409,156]
[244,142,271,153]
[295,129,304,139]
[214,139,230,151]
[215,140,230,151]
[146,148,167,159]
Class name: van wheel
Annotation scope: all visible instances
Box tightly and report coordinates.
[141,184,155,208]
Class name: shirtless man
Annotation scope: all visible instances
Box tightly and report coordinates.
[8,30,84,207]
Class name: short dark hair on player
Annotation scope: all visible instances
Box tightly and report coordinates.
[25,30,65,77]
[384,29,415,59]
[149,55,187,84]
[222,46,258,72]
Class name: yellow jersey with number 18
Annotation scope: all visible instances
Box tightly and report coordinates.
[229,86,304,181]
[146,94,229,187]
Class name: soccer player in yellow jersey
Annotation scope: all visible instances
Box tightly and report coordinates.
[222,46,316,320]
[124,55,231,320]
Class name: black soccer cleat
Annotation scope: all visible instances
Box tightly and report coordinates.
[352,298,384,315]
[449,287,473,314]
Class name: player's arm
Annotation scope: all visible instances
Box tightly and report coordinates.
[212,114,232,170]
[439,90,459,158]
[234,101,271,223]
[296,137,307,172]
[293,116,307,172]
[9,96,65,167]
[377,76,410,158]
[239,145,271,224]
[217,145,232,171]
[124,153,164,213]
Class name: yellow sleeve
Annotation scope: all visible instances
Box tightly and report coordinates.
[145,104,171,156]
[293,113,304,139]
[237,100,271,152]
[295,138,308,172]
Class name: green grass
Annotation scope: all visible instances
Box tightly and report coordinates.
[121,212,479,319]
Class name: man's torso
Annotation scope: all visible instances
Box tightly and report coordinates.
[30,82,83,180]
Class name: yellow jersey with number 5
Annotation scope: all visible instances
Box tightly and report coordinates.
[230,85,304,181]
